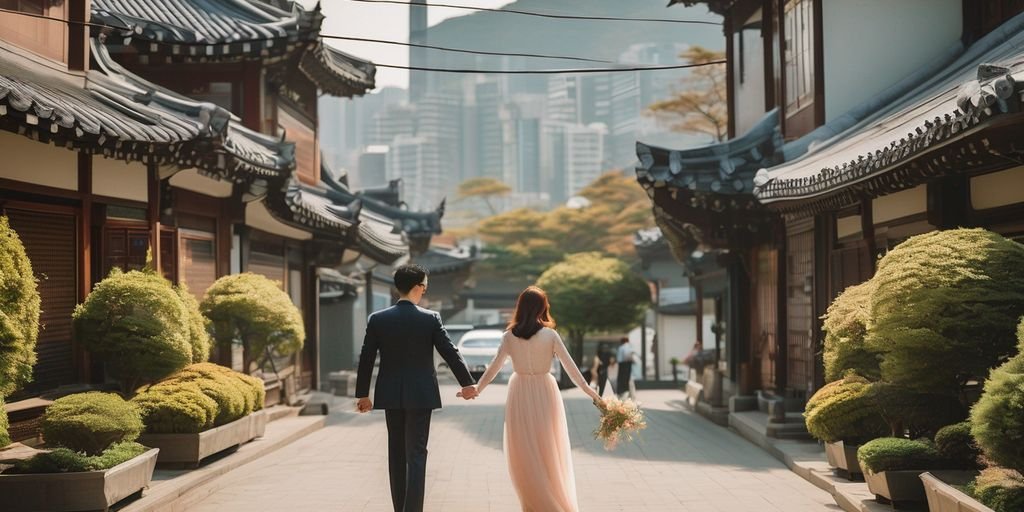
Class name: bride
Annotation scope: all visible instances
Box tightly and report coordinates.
[461,286,603,512]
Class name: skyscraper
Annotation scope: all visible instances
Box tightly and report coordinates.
[409,0,428,102]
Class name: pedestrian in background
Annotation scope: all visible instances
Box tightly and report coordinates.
[589,345,613,397]
[616,337,637,400]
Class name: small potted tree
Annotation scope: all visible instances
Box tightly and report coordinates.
[920,422,988,512]
[857,437,947,505]
[201,273,305,405]
[0,216,41,453]
[669,357,680,384]
[0,392,159,512]
[804,374,887,479]
[72,268,195,392]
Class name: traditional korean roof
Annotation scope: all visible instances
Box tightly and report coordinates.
[667,0,730,16]
[635,110,783,248]
[754,14,1024,214]
[91,0,376,97]
[300,41,376,97]
[414,245,476,275]
[0,40,292,187]
[321,166,444,254]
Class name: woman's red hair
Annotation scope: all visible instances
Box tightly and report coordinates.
[508,286,556,339]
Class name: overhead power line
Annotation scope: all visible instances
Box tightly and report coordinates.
[374,61,726,74]
[344,0,722,25]
[321,35,616,63]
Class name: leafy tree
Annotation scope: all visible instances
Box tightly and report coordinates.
[803,374,887,444]
[822,280,879,382]
[0,215,41,398]
[646,46,727,142]
[455,177,512,216]
[177,283,212,363]
[971,323,1024,472]
[477,171,653,279]
[536,253,650,364]
[867,228,1024,397]
[40,392,143,456]
[73,269,193,392]
[200,273,305,374]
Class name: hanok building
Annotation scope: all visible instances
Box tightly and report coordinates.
[643,0,1024,424]
[0,0,438,418]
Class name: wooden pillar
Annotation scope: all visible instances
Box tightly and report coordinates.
[811,213,832,394]
[76,153,92,382]
[775,220,789,393]
[67,0,88,72]
[860,197,877,274]
[147,163,161,272]
[725,12,736,139]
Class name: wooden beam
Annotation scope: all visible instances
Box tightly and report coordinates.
[67,0,88,72]
[147,164,161,273]
[860,197,876,274]
[725,12,737,139]
[77,153,92,382]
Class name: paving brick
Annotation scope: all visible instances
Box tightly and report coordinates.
[188,384,835,511]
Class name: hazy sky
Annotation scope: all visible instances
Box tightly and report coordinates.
[310,0,514,89]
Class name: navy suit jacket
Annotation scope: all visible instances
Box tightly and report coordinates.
[355,300,475,409]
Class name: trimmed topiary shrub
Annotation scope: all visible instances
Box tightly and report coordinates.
[73,269,193,391]
[804,374,888,444]
[0,397,9,449]
[132,382,219,434]
[968,467,1024,512]
[869,382,966,439]
[40,392,143,455]
[0,216,41,398]
[857,437,945,473]
[178,284,212,364]
[867,228,1024,396]
[4,441,147,474]
[201,273,305,373]
[132,363,265,434]
[822,280,879,382]
[970,344,1024,471]
[934,422,982,470]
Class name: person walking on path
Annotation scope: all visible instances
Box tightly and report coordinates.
[463,286,603,512]
[616,336,637,399]
[589,345,613,397]
[354,264,478,512]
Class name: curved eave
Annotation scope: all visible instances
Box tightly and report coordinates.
[300,42,376,98]
[753,14,1024,208]
[635,109,782,195]
[90,0,322,62]
[263,178,358,239]
[321,166,443,238]
[357,213,409,265]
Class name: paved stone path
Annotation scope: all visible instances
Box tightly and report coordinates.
[189,383,838,511]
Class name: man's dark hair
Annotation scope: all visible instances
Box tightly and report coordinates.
[394,264,428,294]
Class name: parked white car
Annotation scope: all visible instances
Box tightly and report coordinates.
[435,324,475,373]
[456,328,562,383]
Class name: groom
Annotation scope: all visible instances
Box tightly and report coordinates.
[355,264,478,512]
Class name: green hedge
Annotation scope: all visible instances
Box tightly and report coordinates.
[41,392,143,455]
[934,422,981,470]
[804,374,888,444]
[132,363,264,434]
[867,228,1024,396]
[4,441,147,474]
[201,273,305,371]
[971,334,1024,471]
[73,269,193,390]
[177,284,212,364]
[131,383,219,434]
[856,437,945,473]
[0,397,9,449]
[822,280,879,382]
[0,216,42,398]
[968,467,1024,512]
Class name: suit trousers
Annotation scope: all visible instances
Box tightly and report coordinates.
[385,409,433,512]
[597,367,609,396]
[616,361,633,396]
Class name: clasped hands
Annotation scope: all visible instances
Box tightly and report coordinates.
[356,385,478,413]
[456,385,478,400]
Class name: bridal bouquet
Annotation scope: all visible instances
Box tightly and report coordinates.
[593,397,647,451]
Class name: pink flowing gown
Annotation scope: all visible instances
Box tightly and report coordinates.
[476,327,602,512]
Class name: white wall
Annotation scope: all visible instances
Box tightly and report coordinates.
[822,0,961,122]
[734,8,767,135]
[0,131,77,190]
[656,312,718,379]
[93,158,148,202]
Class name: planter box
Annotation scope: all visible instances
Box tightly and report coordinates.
[825,440,864,477]
[921,471,991,512]
[865,469,929,504]
[138,410,266,467]
[0,448,158,512]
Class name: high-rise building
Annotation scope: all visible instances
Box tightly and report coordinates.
[357,145,389,189]
[370,104,416,146]
[387,135,445,211]
[409,0,428,102]
[474,80,504,180]
[564,123,608,198]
